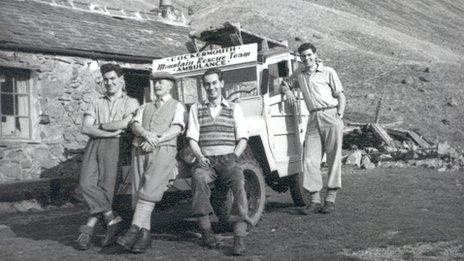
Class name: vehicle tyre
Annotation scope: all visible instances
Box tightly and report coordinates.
[212,152,266,227]
[288,172,312,207]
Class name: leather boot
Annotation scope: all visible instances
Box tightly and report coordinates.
[232,236,245,256]
[117,225,140,251]
[76,225,93,251]
[101,213,125,247]
[201,228,218,249]
[131,228,151,254]
[320,201,335,214]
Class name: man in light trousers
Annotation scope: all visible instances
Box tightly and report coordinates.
[281,42,346,214]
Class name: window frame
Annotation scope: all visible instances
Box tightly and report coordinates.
[174,64,260,105]
[0,67,32,140]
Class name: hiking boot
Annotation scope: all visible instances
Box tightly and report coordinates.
[201,229,218,249]
[131,228,151,254]
[117,225,140,251]
[101,213,125,247]
[299,203,322,215]
[319,201,335,214]
[76,225,93,251]
[232,236,245,256]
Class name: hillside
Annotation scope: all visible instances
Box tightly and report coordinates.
[182,0,464,148]
[84,0,464,148]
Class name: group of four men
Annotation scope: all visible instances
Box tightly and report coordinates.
[76,42,345,256]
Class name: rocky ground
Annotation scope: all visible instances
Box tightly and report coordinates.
[0,166,463,260]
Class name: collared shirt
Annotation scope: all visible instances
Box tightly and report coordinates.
[84,92,139,124]
[186,97,249,149]
[132,94,186,130]
[283,62,343,111]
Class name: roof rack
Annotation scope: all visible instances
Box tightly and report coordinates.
[188,22,288,53]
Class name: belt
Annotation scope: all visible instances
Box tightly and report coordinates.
[309,106,337,113]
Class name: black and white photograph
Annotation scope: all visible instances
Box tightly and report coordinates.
[0,0,463,260]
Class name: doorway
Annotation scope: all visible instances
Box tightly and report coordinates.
[123,69,150,104]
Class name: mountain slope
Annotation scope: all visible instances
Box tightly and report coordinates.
[81,0,464,148]
[181,0,464,148]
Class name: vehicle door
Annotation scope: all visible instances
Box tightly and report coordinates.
[265,58,304,177]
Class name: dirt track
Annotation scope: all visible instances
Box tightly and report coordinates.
[0,166,463,260]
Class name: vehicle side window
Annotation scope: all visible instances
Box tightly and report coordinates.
[177,76,203,105]
[222,67,258,101]
[269,61,289,96]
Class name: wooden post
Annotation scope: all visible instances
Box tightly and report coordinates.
[374,98,383,123]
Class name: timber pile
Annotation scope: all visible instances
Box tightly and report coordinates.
[342,121,464,172]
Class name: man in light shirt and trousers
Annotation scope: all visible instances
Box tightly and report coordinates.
[281,42,346,215]
[77,63,139,250]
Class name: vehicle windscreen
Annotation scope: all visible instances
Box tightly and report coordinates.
[176,66,258,105]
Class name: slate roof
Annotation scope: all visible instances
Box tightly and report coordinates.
[0,0,191,61]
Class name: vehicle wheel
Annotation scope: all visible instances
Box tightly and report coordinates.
[212,153,266,227]
[288,172,312,207]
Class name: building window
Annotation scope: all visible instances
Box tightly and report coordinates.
[0,68,31,139]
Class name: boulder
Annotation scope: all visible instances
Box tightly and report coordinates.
[312,32,324,39]
[361,155,375,169]
[0,224,16,238]
[382,145,397,153]
[418,76,429,82]
[437,142,451,156]
[379,154,393,161]
[401,76,414,85]
[345,150,362,167]
[365,147,379,153]
[446,97,458,107]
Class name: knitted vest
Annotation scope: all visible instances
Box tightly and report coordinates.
[198,102,236,155]
[141,98,179,147]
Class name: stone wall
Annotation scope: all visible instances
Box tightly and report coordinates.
[0,50,148,182]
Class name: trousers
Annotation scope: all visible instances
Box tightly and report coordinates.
[131,146,178,205]
[191,153,248,221]
[80,137,120,214]
[303,107,344,192]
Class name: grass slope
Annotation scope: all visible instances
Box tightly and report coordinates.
[182,0,464,148]
[86,0,464,148]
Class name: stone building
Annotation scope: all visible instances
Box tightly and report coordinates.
[0,0,190,183]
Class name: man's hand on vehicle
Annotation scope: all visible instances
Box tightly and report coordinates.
[284,90,297,106]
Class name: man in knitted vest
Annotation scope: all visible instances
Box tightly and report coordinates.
[117,71,186,253]
[186,68,251,256]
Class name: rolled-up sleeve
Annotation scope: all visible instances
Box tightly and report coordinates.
[123,98,140,119]
[131,104,145,125]
[328,68,343,97]
[84,99,97,119]
[171,102,187,132]
[186,103,200,142]
[233,104,249,141]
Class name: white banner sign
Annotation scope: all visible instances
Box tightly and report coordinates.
[152,43,258,74]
